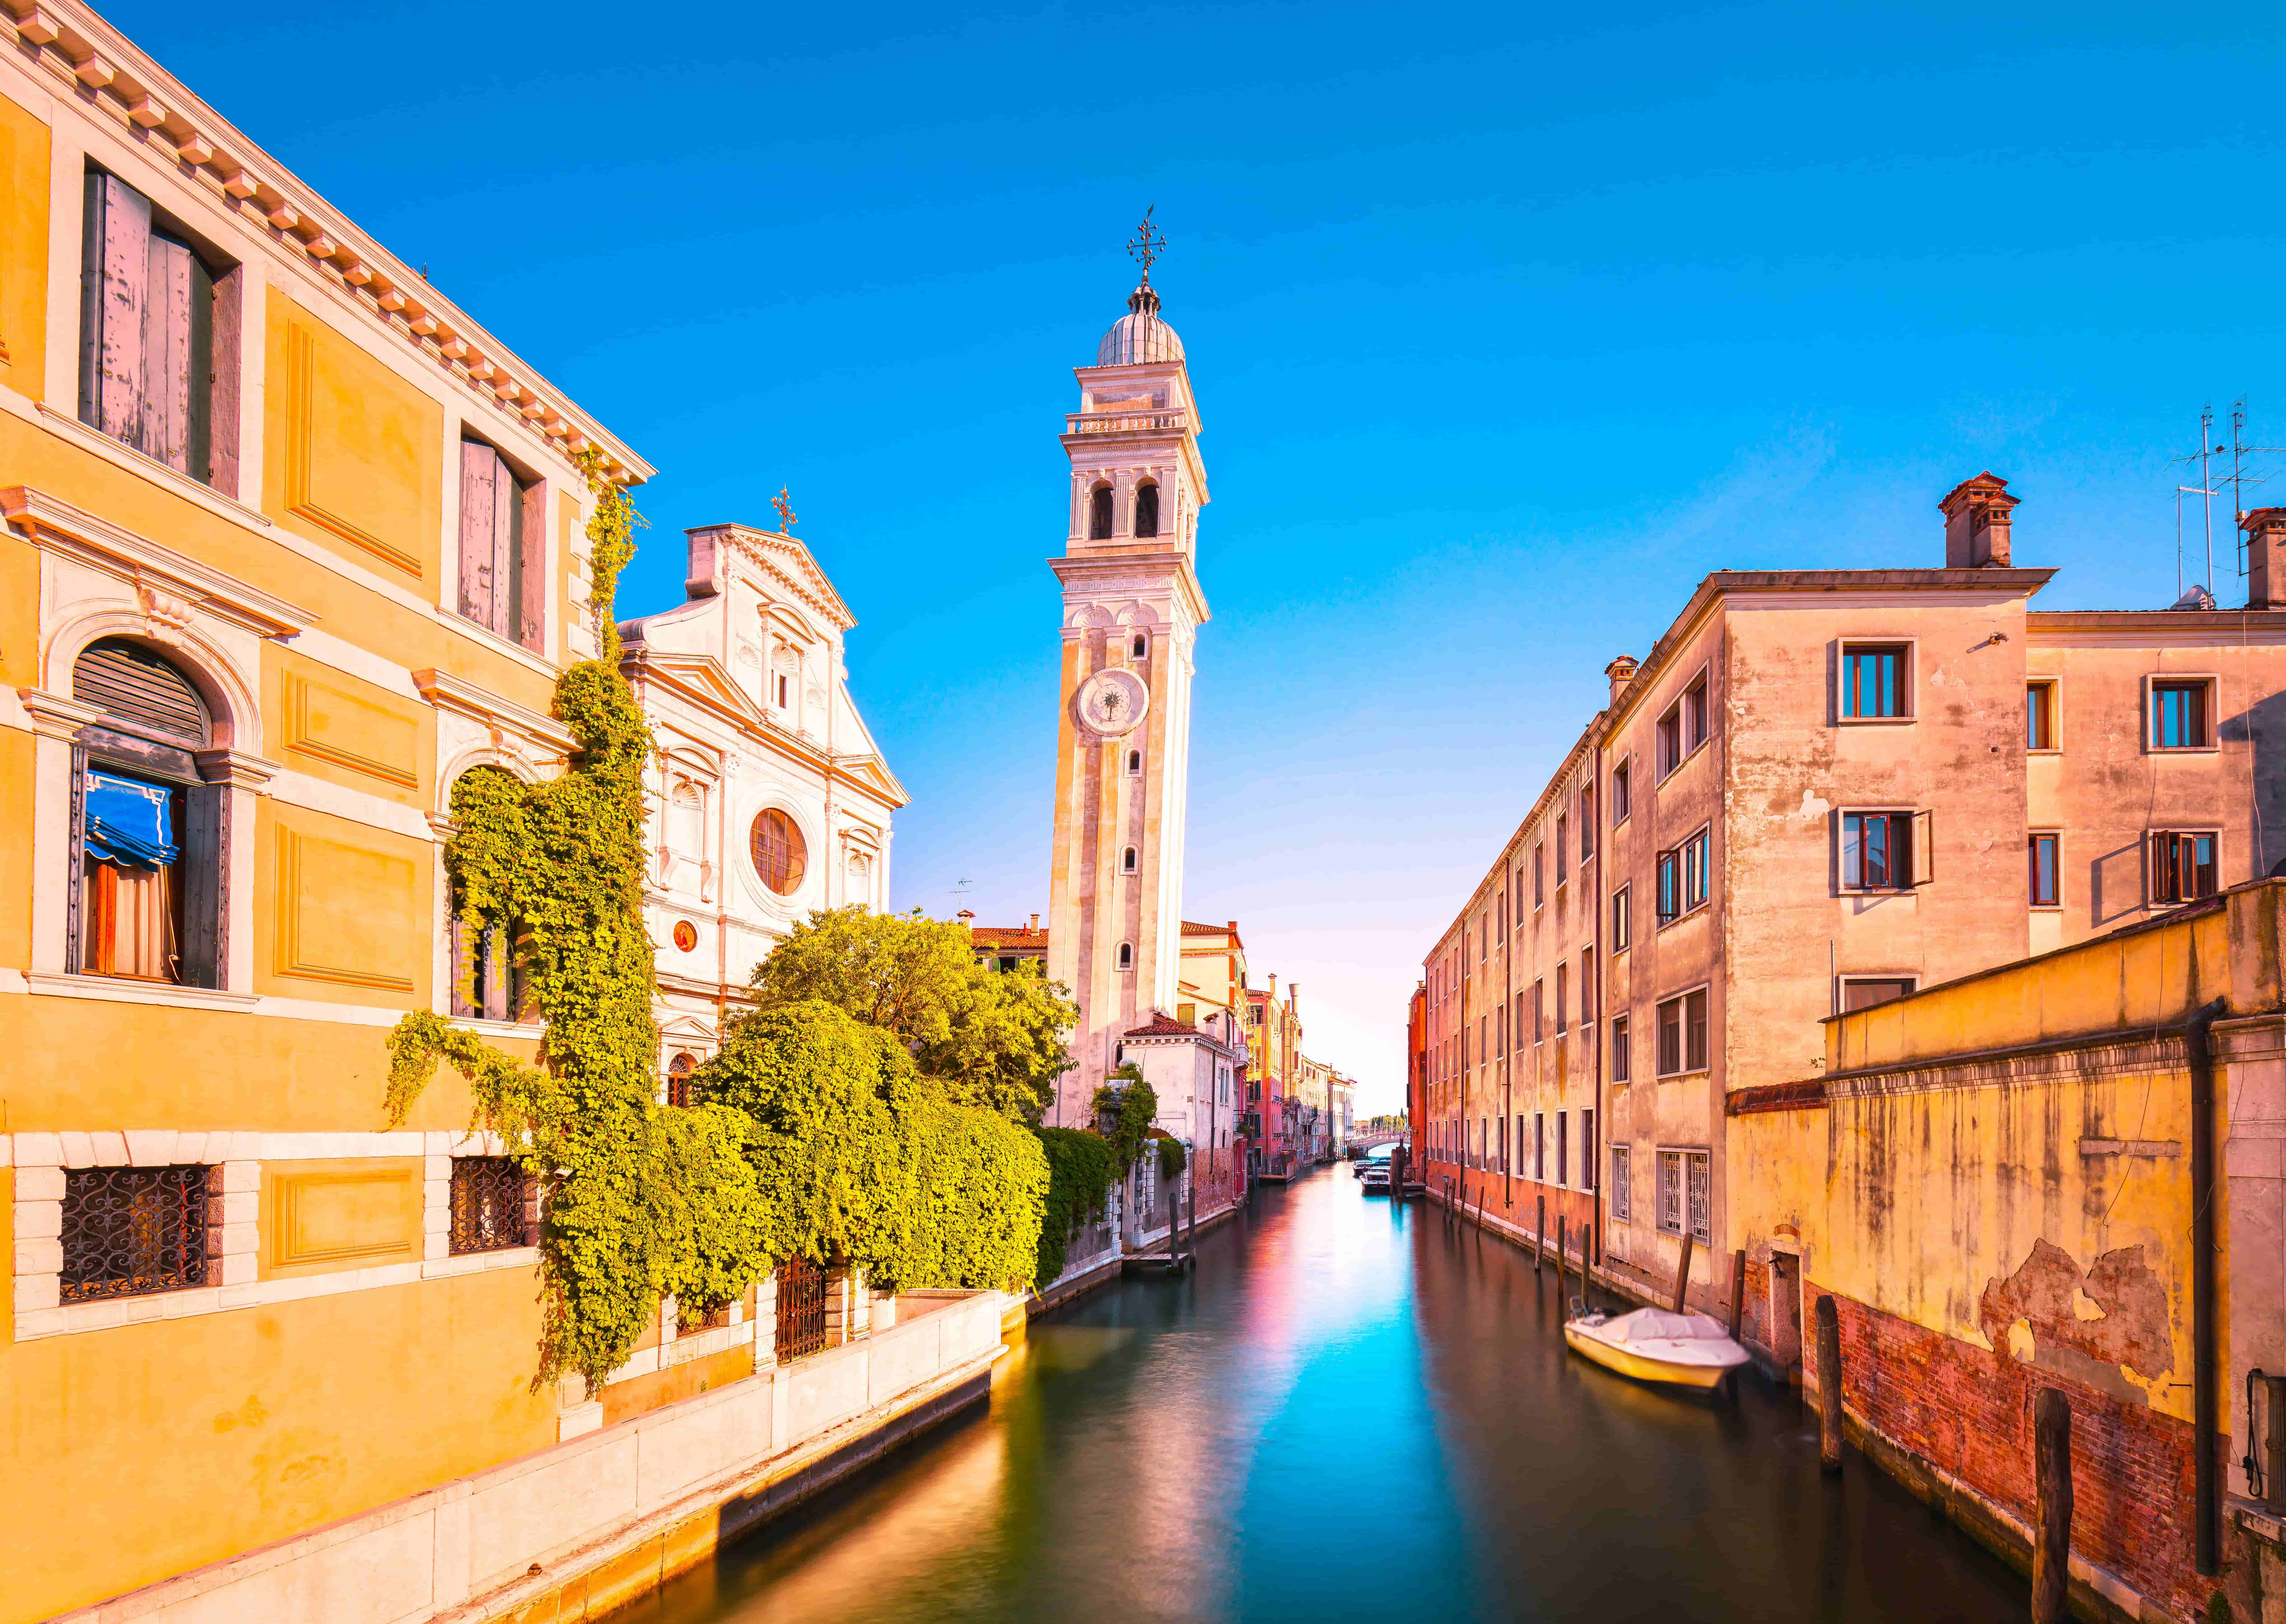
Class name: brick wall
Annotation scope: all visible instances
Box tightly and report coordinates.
[1810,1282,2215,1621]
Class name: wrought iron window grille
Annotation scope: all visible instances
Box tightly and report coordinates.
[449,1157,527,1255]
[61,1164,209,1302]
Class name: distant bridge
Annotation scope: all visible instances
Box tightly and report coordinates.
[1348,1129,1409,1152]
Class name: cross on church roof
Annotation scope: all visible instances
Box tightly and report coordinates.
[1127,206,1165,286]
[772,486,797,533]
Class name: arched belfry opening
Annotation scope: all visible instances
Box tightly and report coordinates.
[1134,482,1159,538]
[1089,485,1113,540]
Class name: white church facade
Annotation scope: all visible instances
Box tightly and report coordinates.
[620,518,907,1085]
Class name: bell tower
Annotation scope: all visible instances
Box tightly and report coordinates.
[1045,218,1211,1126]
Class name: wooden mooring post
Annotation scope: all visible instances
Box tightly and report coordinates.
[2032,1388,2072,1624]
[1535,1196,1546,1272]
[1555,1214,1569,1310]
[1728,1248,1747,1338]
[1670,1232,1694,1314]
[1815,1295,1843,1475]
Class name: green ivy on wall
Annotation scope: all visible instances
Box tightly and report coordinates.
[384,464,769,1388]
[1033,1126,1121,1286]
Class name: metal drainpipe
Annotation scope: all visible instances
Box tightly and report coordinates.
[2189,997,2226,1575]
[1504,843,1514,1211]
[1591,734,1605,1266]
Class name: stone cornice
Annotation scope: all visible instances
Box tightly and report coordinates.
[621,652,910,810]
[682,525,855,633]
[412,668,577,757]
[1,0,650,487]
[3,484,316,638]
[1050,549,1209,630]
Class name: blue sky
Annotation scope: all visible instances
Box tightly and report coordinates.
[118,0,2286,1112]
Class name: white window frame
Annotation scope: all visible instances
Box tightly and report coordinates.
[1611,755,1633,827]
[1609,1144,1632,1224]
[1611,883,1631,950]
[1654,982,1711,1078]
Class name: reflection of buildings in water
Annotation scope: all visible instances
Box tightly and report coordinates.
[705,1407,1007,1623]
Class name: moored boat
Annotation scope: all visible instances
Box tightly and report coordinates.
[1563,1307,1750,1391]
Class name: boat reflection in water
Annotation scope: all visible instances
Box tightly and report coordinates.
[615,1170,2028,1624]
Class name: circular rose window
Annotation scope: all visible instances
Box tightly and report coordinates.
[750,808,807,896]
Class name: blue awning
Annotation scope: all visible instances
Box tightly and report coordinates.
[86,771,177,870]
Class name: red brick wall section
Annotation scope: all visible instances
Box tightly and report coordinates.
[1810,1283,2214,1622]
[1738,1255,1770,1351]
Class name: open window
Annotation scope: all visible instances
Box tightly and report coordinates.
[1134,482,1160,538]
[458,439,545,650]
[1841,810,1934,891]
[2151,830,2218,904]
[67,639,227,987]
[1088,484,1113,540]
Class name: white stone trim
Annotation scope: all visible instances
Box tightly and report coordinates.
[9,1130,535,1341]
[7,974,553,1033]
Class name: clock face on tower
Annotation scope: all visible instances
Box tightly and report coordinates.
[1075,668,1150,738]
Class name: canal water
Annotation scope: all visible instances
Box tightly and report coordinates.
[616,1166,2028,1624]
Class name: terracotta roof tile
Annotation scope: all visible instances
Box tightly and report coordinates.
[1125,1013,1202,1038]
[971,926,1048,949]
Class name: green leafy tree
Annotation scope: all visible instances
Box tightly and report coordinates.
[696,999,1043,1291]
[750,907,1076,1122]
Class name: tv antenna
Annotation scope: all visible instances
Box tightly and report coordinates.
[2174,401,2286,596]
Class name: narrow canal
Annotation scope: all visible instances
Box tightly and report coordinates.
[616,1167,2029,1624]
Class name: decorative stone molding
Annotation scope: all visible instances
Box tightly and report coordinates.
[9,1128,537,1342]
[3,485,316,641]
[0,0,649,487]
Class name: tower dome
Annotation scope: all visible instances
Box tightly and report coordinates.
[1096,284,1184,366]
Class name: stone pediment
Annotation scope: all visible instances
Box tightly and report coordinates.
[686,524,856,633]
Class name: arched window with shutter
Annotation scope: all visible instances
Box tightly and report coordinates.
[68,639,222,986]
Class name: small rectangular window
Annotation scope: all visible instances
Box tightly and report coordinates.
[1841,811,1915,891]
[2027,681,2057,751]
[1657,1150,1683,1235]
[450,1157,529,1255]
[458,440,545,651]
[1683,828,1709,911]
[1582,1110,1595,1190]
[1609,1145,1632,1223]
[1684,675,1709,750]
[1657,849,1678,924]
[1533,979,1544,1044]
[1842,644,1909,719]
[1555,816,1569,884]
[1612,884,1631,949]
[61,1164,209,1301]
[1841,977,1916,1012]
[1534,844,1545,908]
[1611,1013,1631,1083]
[1556,1111,1569,1188]
[1656,995,1684,1075]
[1512,991,1526,1053]
[1581,947,1596,1026]
[1514,866,1527,926]
[2151,831,2219,904]
[2029,833,2060,907]
[1534,1113,1546,1181]
[1656,707,1682,776]
[1612,761,1632,824]
[1555,962,1569,1035]
[2152,680,2213,749]
[1686,1151,1712,1243]
[1685,989,1708,1071]
[1580,786,1596,859]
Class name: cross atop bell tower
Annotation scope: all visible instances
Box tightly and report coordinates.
[1043,234,1212,1125]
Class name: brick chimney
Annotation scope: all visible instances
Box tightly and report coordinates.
[1605,654,1639,707]
[956,909,975,933]
[1939,472,2019,567]
[1028,912,1040,931]
[2242,508,2286,609]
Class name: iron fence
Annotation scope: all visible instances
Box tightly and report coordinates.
[774,1256,829,1362]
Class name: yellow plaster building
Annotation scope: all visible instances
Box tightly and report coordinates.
[1730,878,2286,1624]
[0,9,992,1623]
